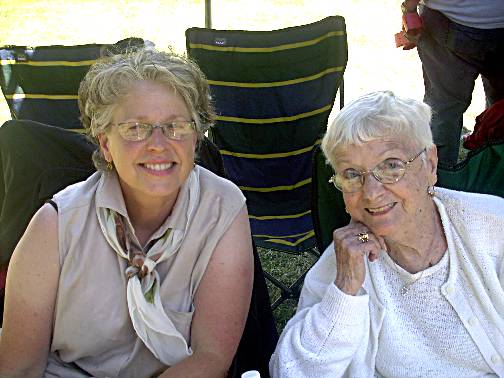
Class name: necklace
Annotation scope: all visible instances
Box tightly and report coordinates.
[390,247,448,295]
[386,224,447,295]
[389,260,427,296]
[399,269,426,295]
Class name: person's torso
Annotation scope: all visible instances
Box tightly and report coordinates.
[48,166,245,377]
[372,251,494,377]
[423,0,504,28]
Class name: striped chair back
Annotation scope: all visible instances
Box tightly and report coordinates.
[0,38,147,130]
[186,16,347,253]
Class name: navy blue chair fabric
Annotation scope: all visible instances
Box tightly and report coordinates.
[186,16,348,253]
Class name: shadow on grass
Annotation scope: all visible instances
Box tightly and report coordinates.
[258,247,319,332]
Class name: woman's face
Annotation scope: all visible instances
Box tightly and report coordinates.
[334,139,438,240]
[99,80,197,209]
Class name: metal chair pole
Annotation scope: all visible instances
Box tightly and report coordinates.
[205,0,212,28]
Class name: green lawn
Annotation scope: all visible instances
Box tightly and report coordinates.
[259,248,319,331]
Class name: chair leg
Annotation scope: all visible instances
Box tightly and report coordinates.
[263,267,311,311]
[339,78,345,110]
[308,247,321,259]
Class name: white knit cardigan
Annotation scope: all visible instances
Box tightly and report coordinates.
[269,187,504,377]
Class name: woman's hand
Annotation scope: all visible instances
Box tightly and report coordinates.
[333,221,386,295]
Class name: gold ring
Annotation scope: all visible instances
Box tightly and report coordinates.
[357,232,369,243]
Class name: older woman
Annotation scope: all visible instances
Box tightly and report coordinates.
[0,48,253,377]
[270,91,504,377]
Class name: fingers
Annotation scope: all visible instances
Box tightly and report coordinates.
[348,219,387,251]
[332,222,384,295]
[334,222,385,261]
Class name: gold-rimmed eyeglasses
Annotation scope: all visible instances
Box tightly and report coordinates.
[116,121,195,142]
[329,148,426,193]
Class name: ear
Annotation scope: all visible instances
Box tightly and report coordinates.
[98,133,112,163]
[425,144,438,186]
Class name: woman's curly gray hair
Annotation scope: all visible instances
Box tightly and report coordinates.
[78,47,215,170]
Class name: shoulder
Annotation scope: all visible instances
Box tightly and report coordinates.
[435,187,504,223]
[197,166,246,205]
[435,187,504,260]
[53,171,102,212]
[10,203,59,269]
[30,202,59,232]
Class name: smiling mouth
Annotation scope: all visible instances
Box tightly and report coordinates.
[142,162,174,171]
[366,203,395,214]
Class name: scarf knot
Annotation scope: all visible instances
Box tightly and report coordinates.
[125,253,158,279]
[96,168,200,365]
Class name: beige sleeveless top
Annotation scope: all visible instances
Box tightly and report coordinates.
[46,165,245,378]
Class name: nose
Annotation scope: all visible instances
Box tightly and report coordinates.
[360,172,385,200]
[146,127,170,151]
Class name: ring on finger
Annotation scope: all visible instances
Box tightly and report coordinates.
[357,232,369,243]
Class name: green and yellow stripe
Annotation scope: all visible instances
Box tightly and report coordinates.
[4,93,78,100]
[208,66,344,88]
[216,104,331,124]
[219,139,321,159]
[248,209,311,221]
[0,59,95,66]
[260,230,315,247]
[188,30,345,53]
[239,178,310,193]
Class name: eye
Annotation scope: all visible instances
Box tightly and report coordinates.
[341,168,361,180]
[168,121,194,139]
[123,123,139,132]
[118,122,151,141]
[380,159,404,171]
[135,123,152,132]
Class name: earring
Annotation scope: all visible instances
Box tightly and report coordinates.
[107,161,113,171]
[427,185,436,197]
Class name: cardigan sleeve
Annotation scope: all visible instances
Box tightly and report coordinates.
[269,243,370,378]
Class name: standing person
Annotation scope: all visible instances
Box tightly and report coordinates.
[398,0,504,166]
[269,91,504,377]
[0,47,254,377]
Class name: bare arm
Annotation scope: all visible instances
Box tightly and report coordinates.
[0,204,60,377]
[161,205,254,378]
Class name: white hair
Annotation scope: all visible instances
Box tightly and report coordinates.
[321,90,433,168]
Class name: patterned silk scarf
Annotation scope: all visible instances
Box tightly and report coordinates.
[96,169,200,365]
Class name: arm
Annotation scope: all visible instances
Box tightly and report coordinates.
[0,204,60,377]
[269,222,384,378]
[161,205,254,378]
[269,248,369,378]
[395,0,422,50]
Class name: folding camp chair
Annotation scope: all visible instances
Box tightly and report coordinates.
[311,140,504,253]
[0,38,148,130]
[186,16,348,308]
[0,119,278,377]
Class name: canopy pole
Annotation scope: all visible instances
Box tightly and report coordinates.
[205,0,212,28]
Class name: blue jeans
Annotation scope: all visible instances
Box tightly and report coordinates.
[417,6,504,166]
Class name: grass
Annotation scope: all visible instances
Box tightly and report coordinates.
[258,248,319,331]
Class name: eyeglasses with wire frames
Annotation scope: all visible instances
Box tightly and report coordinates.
[329,148,426,193]
[116,121,196,142]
